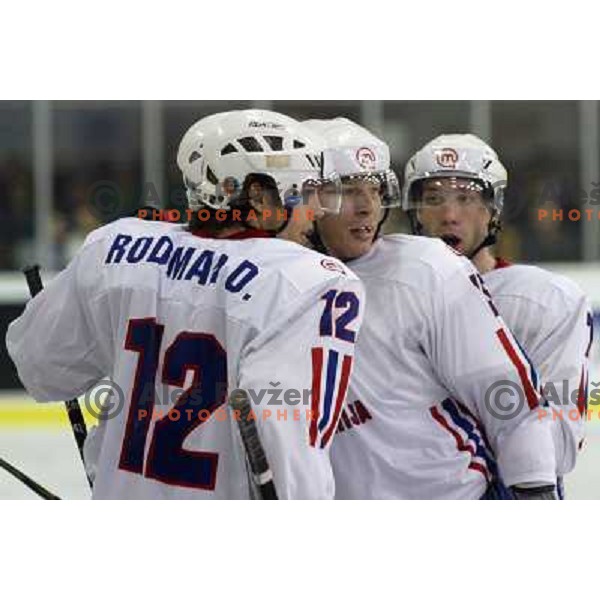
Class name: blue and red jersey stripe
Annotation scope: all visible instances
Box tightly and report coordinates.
[309,347,353,449]
[430,398,499,484]
[496,328,540,410]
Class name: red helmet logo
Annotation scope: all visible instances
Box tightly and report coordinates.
[435,148,459,169]
[356,147,377,171]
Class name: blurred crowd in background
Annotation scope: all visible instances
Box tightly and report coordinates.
[0,100,595,271]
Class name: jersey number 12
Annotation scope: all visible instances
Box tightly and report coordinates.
[118,318,227,490]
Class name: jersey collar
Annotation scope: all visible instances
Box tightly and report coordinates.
[494,257,512,269]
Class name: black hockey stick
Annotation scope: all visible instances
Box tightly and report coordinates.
[229,389,278,500]
[0,456,61,500]
[22,265,93,490]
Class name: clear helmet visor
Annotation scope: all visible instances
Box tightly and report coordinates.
[406,175,496,211]
[321,170,401,211]
[310,173,343,215]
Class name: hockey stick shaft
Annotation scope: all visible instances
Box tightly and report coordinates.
[22,265,93,489]
[229,389,278,500]
[0,456,61,500]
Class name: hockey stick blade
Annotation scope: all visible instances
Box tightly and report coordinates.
[229,389,278,500]
[0,456,61,500]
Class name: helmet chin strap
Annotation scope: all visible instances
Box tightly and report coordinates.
[374,208,390,240]
[407,211,423,236]
[466,211,501,260]
[466,231,497,260]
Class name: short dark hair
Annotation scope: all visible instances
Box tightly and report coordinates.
[187,173,280,234]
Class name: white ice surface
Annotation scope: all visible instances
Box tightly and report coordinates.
[1,398,598,500]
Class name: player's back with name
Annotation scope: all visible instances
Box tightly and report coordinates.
[24,217,361,499]
[95,217,355,320]
[103,218,269,305]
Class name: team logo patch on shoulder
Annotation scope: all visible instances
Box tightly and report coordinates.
[320,258,347,275]
[356,147,377,171]
[435,148,459,169]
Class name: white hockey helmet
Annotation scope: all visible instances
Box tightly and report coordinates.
[403,133,507,213]
[176,111,233,198]
[177,109,341,214]
[304,117,401,208]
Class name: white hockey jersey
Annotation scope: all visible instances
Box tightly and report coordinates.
[483,259,592,476]
[6,218,364,499]
[330,235,556,499]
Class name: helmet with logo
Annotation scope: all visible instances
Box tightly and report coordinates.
[403,133,506,213]
[304,117,400,208]
[403,133,507,255]
[177,109,342,215]
[302,117,400,255]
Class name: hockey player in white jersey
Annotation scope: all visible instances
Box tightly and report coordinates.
[6,109,365,499]
[403,134,593,494]
[305,117,557,499]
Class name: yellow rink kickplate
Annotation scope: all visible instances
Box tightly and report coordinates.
[0,399,98,428]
